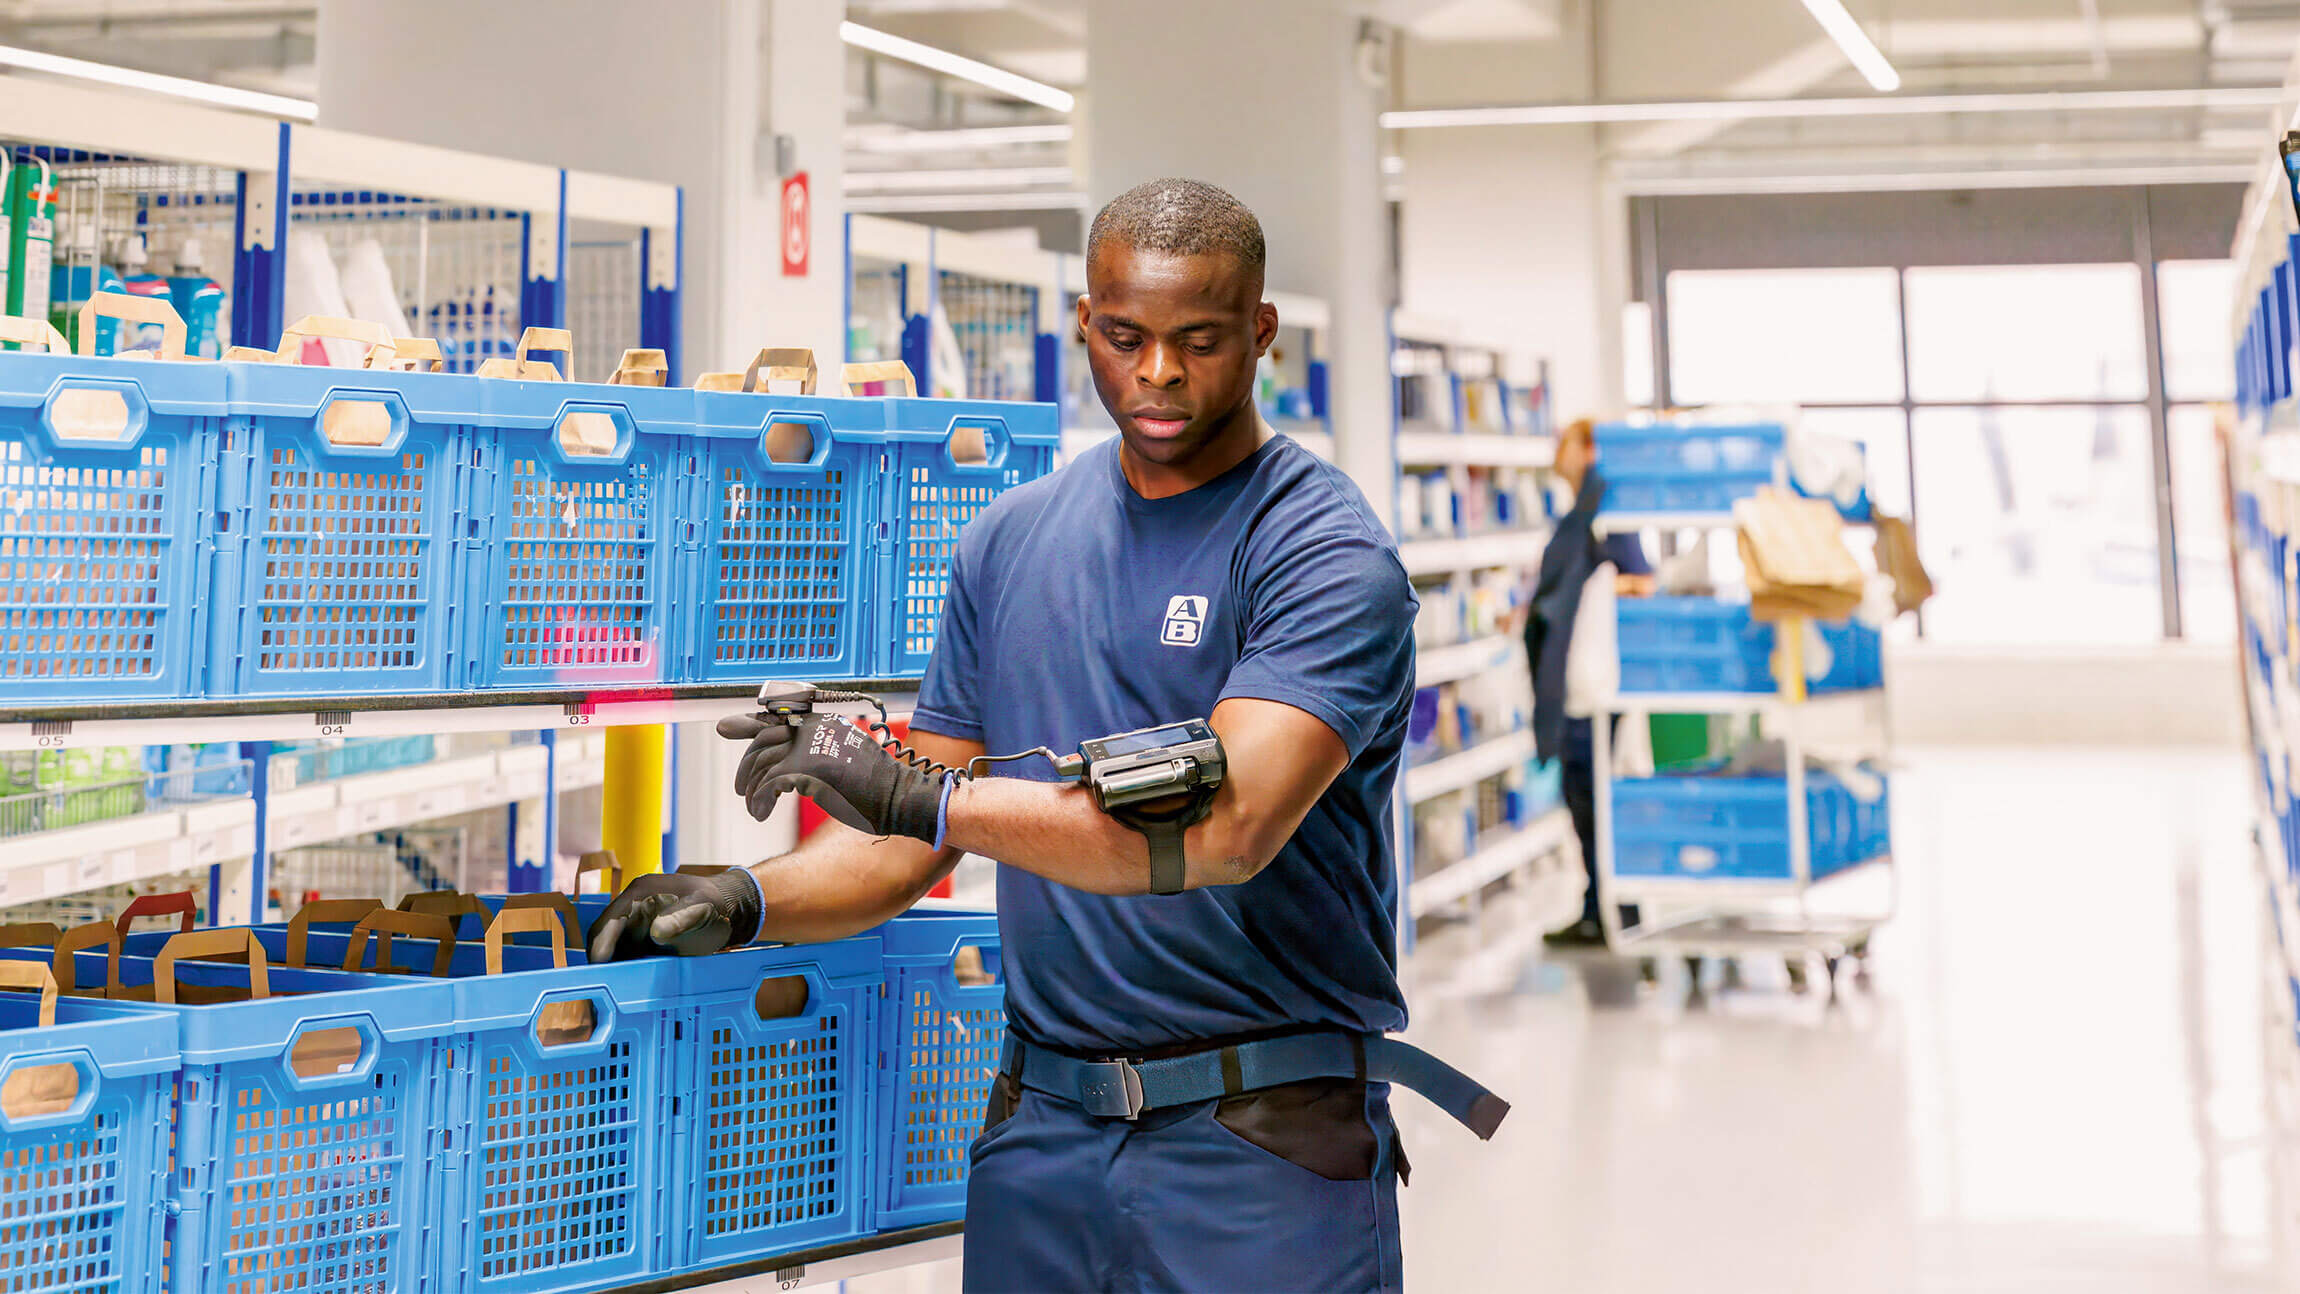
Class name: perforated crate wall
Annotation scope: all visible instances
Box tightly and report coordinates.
[0,1073,169,1294]
[686,406,876,682]
[226,438,456,696]
[475,1044,641,1283]
[177,1063,423,1293]
[877,412,1057,678]
[0,434,211,702]
[872,913,1006,1232]
[467,434,681,691]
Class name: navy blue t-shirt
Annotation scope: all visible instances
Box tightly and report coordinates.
[910,434,1417,1054]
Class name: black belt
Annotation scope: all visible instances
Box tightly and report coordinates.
[1002,1031,1508,1140]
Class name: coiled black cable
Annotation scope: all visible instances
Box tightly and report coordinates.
[789,688,1068,781]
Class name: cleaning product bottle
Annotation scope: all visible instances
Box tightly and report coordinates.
[4,154,55,325]
[115,233,172,354]
[51,222,123,354]
[165,237,226,359]
[0,152,13,318]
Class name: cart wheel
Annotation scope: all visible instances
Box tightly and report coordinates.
[1786,957,1810,995]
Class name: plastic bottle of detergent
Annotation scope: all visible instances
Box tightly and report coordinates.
[49,220,123,354]
[165,237,227,359]
[4,154,55,323]
[114,233,173,353]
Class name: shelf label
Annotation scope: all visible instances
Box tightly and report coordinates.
[76,854,111,888]
[354,800,390,830]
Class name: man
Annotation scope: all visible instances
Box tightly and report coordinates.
[1524,418,1655,947]
[589,179,1499,1293]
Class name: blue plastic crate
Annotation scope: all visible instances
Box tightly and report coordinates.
[432,925,686,1293]
[687,389,881,682]
[0,971,176,1294]
[867,909,1006,1232]
[0,930,458,1294]
[873,401,1059,678]
[668,936,881,1273]
[1595,421,1782,515]
[1616,597,1881,694]
[462,378,693,691]
[0,353,225,701]
[1611,769,1888,882]
[213,363,479,697]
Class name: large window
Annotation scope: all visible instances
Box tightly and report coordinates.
[1657,257,2236,645]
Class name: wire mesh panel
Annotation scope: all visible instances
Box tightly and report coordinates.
[568,240,640,383]
[934,271,1037,401]
[849,263,908,366]
[37,155,240,358]
[289,193,525,373]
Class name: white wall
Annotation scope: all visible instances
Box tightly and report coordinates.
[1886,644,2243,746]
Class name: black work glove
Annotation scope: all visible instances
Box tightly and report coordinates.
[714,711,948,843]
[586,870,764,962]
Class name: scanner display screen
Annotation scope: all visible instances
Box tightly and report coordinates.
[1094,724,1202,758]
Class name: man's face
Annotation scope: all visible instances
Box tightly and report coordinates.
[1077,243,1277,468]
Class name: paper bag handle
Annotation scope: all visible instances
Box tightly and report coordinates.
[476,326,570,380]
[272,315,395,366]
[574,850,621,896]
[484,907,568,973]
[841,360,917,397]
[286,898,383,968]
[0,963,58,1027]
[80,293,187,360]
[343,909,458,977]
[497,893,582,950]
[118,891,195,935]
[155,930,269,1004]
[0,314,71,354]
[370,336,444,372]
[53,922,118,995]
[608,348,668,386]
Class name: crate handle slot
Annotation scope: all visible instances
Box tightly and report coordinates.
[0,313,71,354]
[497,892,581,949]
[574,850,621,896]
[0,962,57,1027]
[272,314,395,367]
[286,898,384,968]
[320,396,397,448]
[369,336,444,372]
[841,360,916,397]
[79,291,186,360]
[0,1055,81,1123]
[484,907,568,973]
[476,326,570,381]
[343,909,457,977]
[608,348,669,386]
[953,943,1000,987]
[556,407,622,457]
[754,974,810,1021]
[119,891,195,935]
[765,418,816,464]
[288,1025,368,1080]
[154,930,269,1004]
[47,385,136,442]
[52,922,119,996]
[0,923,60,952]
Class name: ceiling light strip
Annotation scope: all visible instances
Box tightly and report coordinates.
[1381,85,2283,129]
[0,42,316,120]
[1798,0,1900,93]
[840,21,1075,113]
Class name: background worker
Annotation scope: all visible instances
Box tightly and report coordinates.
[589,178,1500,1293]
[1524,417,1656,947]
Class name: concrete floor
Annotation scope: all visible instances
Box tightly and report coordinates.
[849,747,2287,1293]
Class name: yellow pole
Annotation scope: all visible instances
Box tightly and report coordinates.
[602,725,666,880]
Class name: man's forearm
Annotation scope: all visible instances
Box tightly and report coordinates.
[942,775,1263,895]
[746,823,959,944]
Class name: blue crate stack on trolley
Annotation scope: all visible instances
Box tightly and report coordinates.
[0,295,1048,1290]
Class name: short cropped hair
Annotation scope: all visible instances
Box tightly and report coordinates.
[1086,178,1267,280]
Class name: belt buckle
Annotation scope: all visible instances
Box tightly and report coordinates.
[1077,1057,1145,1120]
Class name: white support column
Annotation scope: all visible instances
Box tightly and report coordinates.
[1081,0,1393,522]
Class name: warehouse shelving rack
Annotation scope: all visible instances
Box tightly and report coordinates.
[0,79,686,927]
[1584,514,1897,990]
[1387,310,1576,948]
[846,213,1061,407]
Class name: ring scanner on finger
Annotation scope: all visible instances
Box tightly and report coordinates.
[752,682,1227,895]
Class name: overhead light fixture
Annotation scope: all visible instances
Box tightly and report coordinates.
[0,43,316,120]
[845,166,1074,193]
[840,21,1075,113]
[1798,0,1899,93]
[1379,84,2281,128]
[846,124,1075,154]
[1620,161,2255,196]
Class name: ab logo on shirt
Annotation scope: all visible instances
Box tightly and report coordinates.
[1161,596,1208,647]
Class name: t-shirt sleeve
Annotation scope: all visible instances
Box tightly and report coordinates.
[1603,532,1654,577]
[1218,528,1416,760]
[910,535,985,744]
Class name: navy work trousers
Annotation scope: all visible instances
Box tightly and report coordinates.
[962,1070,1406,1292]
